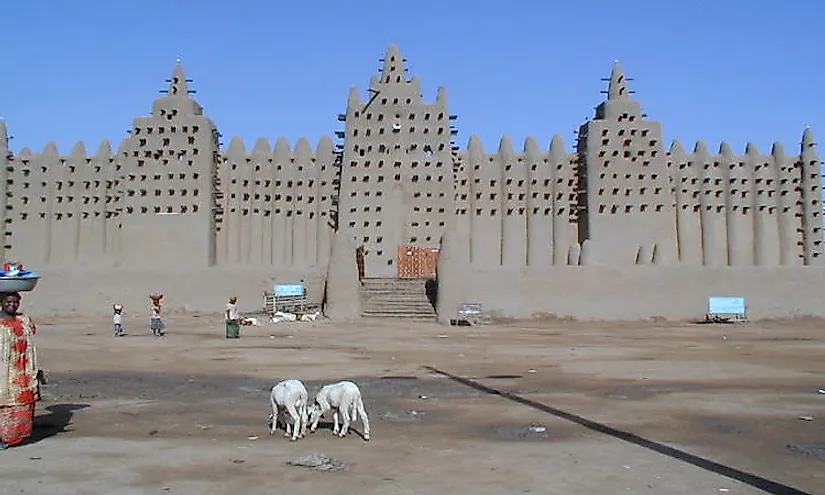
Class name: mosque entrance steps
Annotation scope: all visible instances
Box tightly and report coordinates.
[360,277,437,321]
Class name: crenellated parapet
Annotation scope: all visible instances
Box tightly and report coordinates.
[215,135,338,268]
[665,130,823,266]
[452,134,578,267]
[3,138,120,265]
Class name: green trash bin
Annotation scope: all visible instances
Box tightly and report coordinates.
[225,320,240,338]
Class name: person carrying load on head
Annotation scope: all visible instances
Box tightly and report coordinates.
[149,294,166,337]
[113,304,124,337]
[225,296,240,339]
[0,261,42,450]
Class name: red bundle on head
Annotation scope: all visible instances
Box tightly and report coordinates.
[150,293,164,303]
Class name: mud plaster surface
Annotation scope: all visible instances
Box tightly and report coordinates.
[1,315,824,494]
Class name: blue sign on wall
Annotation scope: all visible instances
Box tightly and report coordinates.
[274,284,305,297]
[708,296,746,315]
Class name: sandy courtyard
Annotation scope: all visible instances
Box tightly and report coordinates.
[1,312,823,494]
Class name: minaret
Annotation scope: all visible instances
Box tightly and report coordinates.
[337,44,456,278]
[576,61,677,265]
[119,61,221,267]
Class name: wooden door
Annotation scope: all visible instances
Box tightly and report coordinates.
[396,246,439,278]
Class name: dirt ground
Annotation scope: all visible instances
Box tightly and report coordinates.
[1,312,824,495]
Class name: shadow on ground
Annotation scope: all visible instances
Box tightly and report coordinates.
[25,403,90,446]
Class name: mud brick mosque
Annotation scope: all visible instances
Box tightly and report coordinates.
[1,45,823,320]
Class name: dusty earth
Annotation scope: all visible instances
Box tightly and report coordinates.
[1,312,824,494]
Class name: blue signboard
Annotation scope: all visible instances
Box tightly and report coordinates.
[708,296,746,315]
[274,283,305,297]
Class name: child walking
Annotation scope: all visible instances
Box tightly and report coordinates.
[113,304,124,337]
[149,294,166,337]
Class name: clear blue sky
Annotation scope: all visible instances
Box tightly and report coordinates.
[2,0,824,157]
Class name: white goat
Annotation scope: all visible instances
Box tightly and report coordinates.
[272,311,298,323]
[308,381,370,441]
[300,311,320,322]
[268,379,309,441]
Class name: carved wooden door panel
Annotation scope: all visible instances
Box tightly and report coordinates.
[396,246,439,278]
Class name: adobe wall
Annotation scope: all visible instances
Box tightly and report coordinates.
[0,122,10,261]
[3,47,823,326]
[666,139,820,267]
[21,267,327,317]
[5,143,120,266]
[217,136,337,268]
[448,266,825,321]
[1,66,340,272]
[453,135,579,267]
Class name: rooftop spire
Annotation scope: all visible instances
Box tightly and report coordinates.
[604,61,632,100]
[0,120,7,149]
[163,60,193,96]
[802,126,816,150]
[593,61,642,120]
[379,44,409,83]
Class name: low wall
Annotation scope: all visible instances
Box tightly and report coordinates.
[447,266,825,321]
[20,267,327,317]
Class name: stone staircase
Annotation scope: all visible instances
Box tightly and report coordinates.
[360,278,437,321]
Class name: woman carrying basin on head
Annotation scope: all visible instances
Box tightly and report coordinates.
[0,262,42,450]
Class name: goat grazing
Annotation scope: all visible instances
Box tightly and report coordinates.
[268,379,309,441]
[308,381,370,441]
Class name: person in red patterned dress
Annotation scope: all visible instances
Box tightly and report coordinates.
[0,291,40,450]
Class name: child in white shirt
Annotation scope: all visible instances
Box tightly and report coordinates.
[113,304,124,337]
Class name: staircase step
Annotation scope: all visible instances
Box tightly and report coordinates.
[363,303,435,310]
[362,295,433,302]
[359,278,437,321]
[363,309,435,315]
[362,309,435,315]
[361,298,435,305]
[363,301,433,306]
[361,285,427,292]
[361,289,427,296]
[361,280,431,287]
[362,303,435,310]
[362,313,436,321]
[362,286,429,292]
